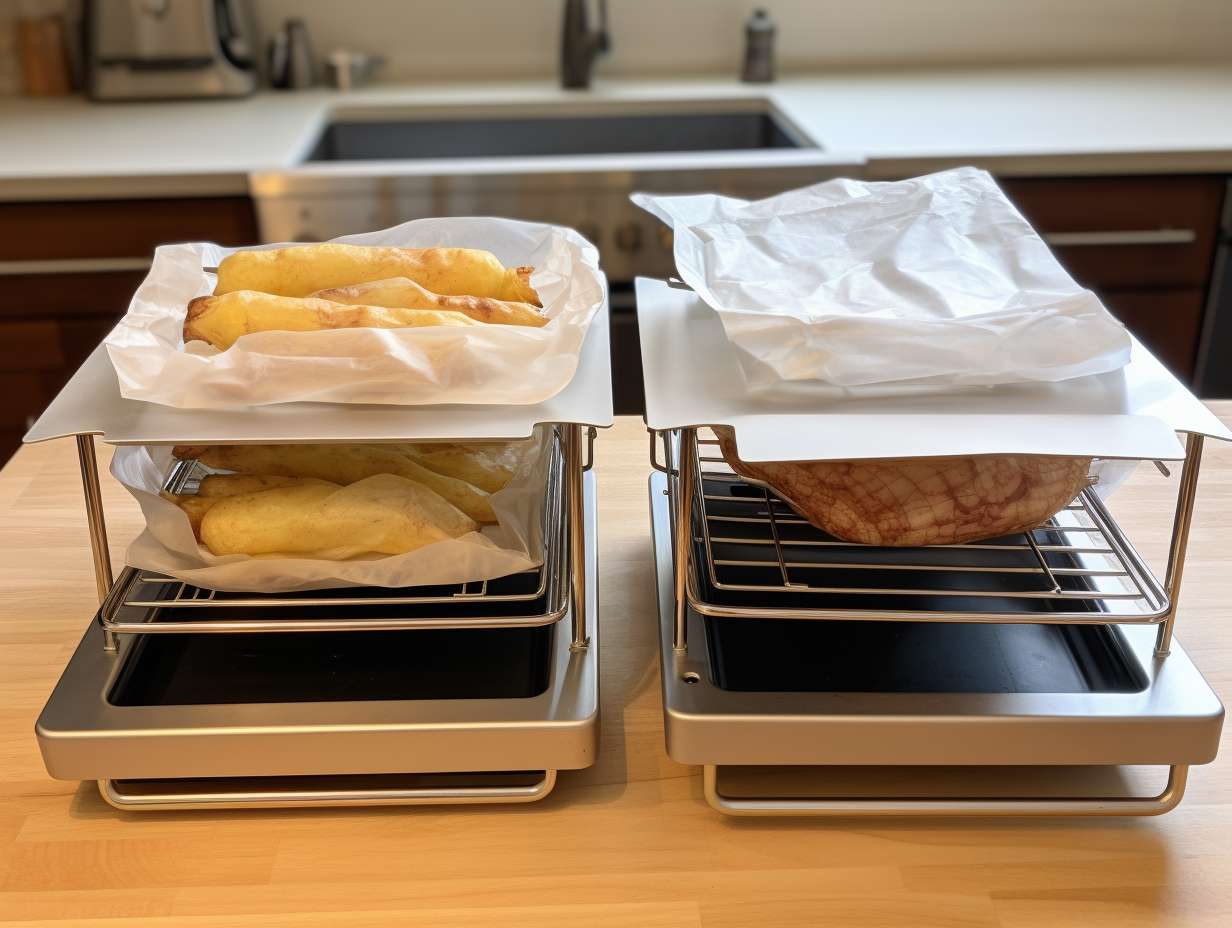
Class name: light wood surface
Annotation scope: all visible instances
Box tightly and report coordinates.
[1,414,1231,927]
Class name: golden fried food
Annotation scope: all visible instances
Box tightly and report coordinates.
[199,474,477,559]
[164,474,330,537]
[311,277,547,328]
[394,442,525,494]
[183,290,477,350]
[214,244,540,305]
[172,443,497,523]
[715,427,1091,547]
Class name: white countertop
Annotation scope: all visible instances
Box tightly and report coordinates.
[3,64,1232,199]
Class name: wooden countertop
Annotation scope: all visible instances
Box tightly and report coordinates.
[1,414,1231,926]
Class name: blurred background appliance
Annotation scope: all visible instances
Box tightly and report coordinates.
[86,0,256,100]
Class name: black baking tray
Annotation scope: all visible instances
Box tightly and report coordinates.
[109,624,554,706]
[703,617,1147,694]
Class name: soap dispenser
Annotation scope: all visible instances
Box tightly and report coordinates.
[741,8,776,83]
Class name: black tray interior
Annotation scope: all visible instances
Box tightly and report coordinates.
[703,617,1147,694]
[109,625,554,706]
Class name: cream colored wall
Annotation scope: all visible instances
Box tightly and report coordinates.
[252,0,1232,81]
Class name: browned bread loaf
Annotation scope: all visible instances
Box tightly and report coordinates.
[714,426,1092,547]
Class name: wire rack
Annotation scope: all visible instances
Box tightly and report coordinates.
[677,432,1170,624]
[99,432,568,636]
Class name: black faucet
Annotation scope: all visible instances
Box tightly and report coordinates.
[561,0,609,90]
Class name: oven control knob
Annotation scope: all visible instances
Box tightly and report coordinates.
[614,222,644,254]
[657,226,674,251]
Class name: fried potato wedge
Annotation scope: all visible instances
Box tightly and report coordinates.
[312,277,547,328]
[214,244,540,305]
[394,442,525,494]
[172,443,497,523]
[199,474,477,559]
[163,474,333,537]
[183,290,477,350]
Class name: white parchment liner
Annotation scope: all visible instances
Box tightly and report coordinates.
[633,167,1132,389]
[104,217,605,409]
[110,429,553,593]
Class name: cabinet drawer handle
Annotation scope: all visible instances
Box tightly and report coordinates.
[0,257,152,276]
[1043,229,1196,247]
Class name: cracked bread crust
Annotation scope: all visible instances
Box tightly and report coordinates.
[714,426,1092,547]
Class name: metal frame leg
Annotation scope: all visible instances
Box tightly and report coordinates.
[75,435,116,650]
[1157,433,1205,654]
[704,764,1189,817]
[673,428,697,652]
[99,770,557,812]
[564,424,589,651]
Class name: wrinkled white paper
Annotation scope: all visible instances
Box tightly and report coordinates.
[110,430,552,592]
[105,217,605,409]
[632,167,1131,388]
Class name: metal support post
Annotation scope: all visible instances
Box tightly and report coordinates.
[1157,432,1204,654]
[76,434,116,650]
[673,428,696,651]
[564,424,589,650]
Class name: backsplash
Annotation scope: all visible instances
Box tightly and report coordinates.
[1,0,1228,97]
[251,0,1232,81]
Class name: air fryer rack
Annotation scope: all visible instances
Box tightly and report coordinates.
[653,427,1204,653]
[688,435,1167,623]
[95,435,569,636]
[75,426,595,648]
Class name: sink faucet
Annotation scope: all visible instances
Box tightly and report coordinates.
[561,0,609,89]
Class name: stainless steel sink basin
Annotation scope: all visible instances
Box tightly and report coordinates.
[307,109,814,161]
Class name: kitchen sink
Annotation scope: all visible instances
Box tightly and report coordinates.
[307,109,813,161]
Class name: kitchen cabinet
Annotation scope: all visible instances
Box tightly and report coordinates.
[0,196,257,463]
[1000,175,1225,380]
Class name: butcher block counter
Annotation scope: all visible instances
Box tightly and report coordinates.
[1,414,1230,927]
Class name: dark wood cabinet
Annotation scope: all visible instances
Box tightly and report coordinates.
[1000,175,1225,381]
[0,196,258,464]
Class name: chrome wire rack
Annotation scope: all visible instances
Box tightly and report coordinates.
[655,427,1205,648]
[95,430,570,638]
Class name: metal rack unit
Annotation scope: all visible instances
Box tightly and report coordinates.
[648,426,1222,817]
[635,275,1227,818]
[28,302,613,812]
[38,423,601,811]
